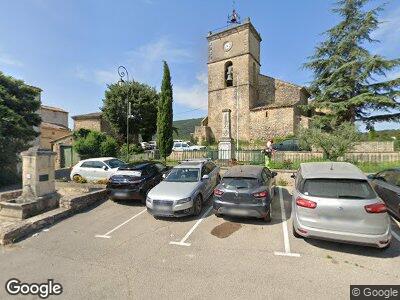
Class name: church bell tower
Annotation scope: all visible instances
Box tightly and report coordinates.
[207,16,262,142]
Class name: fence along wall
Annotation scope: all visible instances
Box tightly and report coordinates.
[129,148,400,164]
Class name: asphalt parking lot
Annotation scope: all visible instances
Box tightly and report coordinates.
[1,185,399,299]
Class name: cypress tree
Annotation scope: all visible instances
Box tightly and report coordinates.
[157,61,174,161]
[304,0,400,130]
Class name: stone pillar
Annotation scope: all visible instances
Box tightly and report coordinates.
[218,109,235,160]
[21,147,56,199]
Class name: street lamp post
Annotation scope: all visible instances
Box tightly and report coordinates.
[117,66,131,162]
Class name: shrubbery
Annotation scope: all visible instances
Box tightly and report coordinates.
[73,130,118,159]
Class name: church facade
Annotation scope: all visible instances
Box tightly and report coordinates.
[194,18,310,144]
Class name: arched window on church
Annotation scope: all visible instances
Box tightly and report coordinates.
[225,61,233,87]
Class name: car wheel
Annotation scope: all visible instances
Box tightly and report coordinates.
[193,195,202,216]
[263,202,272,223]
[72,174,84,183]
[292,224,302,238]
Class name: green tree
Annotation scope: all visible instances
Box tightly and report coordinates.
[299,121,360,161]
[73,130,118,159]
[157,61,174,161]
[0,71,41,186]
[102,81,158,144]
[304,0,400,130]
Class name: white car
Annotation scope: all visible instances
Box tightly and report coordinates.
[172,142,206,152]
[70,157,126,182]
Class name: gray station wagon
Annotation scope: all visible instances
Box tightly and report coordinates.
[292,162,391,249]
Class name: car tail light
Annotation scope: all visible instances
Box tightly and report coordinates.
[214,189,224,196]
[252,191,268,198]
[365,203,387,214]
[296,197,317,209]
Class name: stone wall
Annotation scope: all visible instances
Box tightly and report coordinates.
[40,107,68,128]
[60,189,109,211]
[194,126,212,144]
[74,118,102,132]
[249,107,295,141]
[40,125,70,149]
[352,141,394,153]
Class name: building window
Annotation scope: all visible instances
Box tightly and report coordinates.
[225,61,233,87]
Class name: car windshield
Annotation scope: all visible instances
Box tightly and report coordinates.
[302,179,376,199]
[165,168,199,182]
[222,177,258,189]
[104,159,125,169]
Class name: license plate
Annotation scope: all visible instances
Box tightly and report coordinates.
[155,205,171,212]
[114,192,126,197]
[229,209,249,216]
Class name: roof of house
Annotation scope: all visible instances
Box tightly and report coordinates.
[41,122,70,131]
[72,112,103,120]
[50,133,74,144]
[41,105,67,113]
[223,165,264,178]
[300,162,366,180]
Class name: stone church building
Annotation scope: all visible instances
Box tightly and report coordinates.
[194,18,310,144]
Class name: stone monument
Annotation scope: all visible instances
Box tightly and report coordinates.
[0,147,59,219]
[218,109,235,160]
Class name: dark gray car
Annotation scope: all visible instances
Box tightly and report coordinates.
[213,165,277,222]
[369,168,400,219]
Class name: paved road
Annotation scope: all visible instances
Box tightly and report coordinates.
[0,186,399,299]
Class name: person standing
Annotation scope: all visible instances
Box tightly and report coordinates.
[262,139,274,168]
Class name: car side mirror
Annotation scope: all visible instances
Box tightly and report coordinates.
[162,173,167,179]
[202,174,210,180]
[102,166,108,171]
[271,171,278,178]
[290,173,296,179]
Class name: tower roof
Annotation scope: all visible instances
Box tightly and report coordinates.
[207,18,262,42]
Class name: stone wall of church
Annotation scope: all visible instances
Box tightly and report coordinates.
[257,75,304,108]
[249,107,295,141]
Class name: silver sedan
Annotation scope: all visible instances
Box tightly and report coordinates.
[146,159,220,218]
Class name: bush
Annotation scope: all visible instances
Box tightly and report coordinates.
[298,122,360,161]
[119,143,144,160]
[74,130,118,159]
[100,136,119,157]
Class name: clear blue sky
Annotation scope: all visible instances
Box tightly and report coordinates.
[0,0,399,130]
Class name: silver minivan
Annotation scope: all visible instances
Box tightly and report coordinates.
[292,162,391,249]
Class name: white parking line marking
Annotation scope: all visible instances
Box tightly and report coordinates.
[170,206,213,247]
[274,187,300,258]
[392,231,400,242]
[95,208,147,239]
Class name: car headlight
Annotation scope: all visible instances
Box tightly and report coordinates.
[176,197,192,205]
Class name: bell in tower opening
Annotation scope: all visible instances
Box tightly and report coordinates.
[225,61,233,87]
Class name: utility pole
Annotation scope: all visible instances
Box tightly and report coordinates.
[236,73,239,151]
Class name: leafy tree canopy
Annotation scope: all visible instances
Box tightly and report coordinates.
[304,0,400,129]
[0,71,41,186]
[102,81,159,143]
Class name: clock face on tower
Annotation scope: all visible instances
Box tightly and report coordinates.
[224,41,233,52]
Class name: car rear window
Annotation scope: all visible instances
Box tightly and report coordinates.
[222,177,258,189]
[302,179,376,199]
